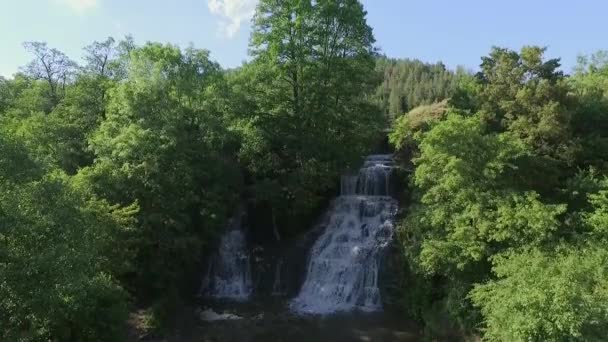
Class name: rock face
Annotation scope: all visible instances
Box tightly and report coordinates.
[198,308,242,322]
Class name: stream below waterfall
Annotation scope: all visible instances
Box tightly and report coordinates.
[188,155,423,341]
[192,300,421,342]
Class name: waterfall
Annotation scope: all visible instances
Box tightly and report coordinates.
[290,154,398,314]
[200,209,253,301]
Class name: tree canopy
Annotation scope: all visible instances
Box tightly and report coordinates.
[391,47,608,340]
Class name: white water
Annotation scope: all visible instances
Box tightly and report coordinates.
[200,210,253,301]
[291,154,397,314]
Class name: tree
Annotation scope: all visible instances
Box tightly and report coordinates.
[388,86,403,118]
[107,35,136,81]
[391,47,608,340]
[475,46,575,164]
[237,0,383,234]
[86,42,242,299]
[570,51,608,170]
[0,133,136,341]
[586,178,608,240]
[395,113,568,331]
[374,58,458,121]
[403,114,565,276]
[470,247,608,342]
[83,37,116,77]
[388,99,449,151]
[0,76,9,113]
[22,42,77,108]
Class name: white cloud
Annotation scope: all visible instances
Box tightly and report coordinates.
[53,0,99,14]
[208,0,258,38]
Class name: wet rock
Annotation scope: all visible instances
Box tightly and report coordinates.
[198,308,242,322]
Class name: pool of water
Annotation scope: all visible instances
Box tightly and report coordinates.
[188,299,422,342]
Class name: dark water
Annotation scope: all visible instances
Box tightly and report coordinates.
[193,300,421,342]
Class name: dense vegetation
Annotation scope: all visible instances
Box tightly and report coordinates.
[2,0,607,340]
[374,58,460,121]
[391,47,608,341]
[0,1,383,340]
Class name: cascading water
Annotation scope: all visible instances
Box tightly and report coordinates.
[200,210,253,301]
[290,154,398,314]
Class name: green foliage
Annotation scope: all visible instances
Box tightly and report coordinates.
[409,115,565,274]
[0,37,244,338]
[374,58,458,121]
[470,247,608,342]
[475,46,576,163]
[86,42,242,296]
[235,0,383,234]
[570,51,608,170]
[586,178,608,239]
[0,76,10,113]
[21,41,78,109]
[392,47,608,340]
[0,135,136,341]
[0,38,131,174]
[401,115,566,320]
[1,108,91,174]
[388,100,449,150]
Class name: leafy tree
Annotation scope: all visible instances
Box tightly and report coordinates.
[1,38,131,174]
[389,100,449,151]
[475,46,576,164]
[403,114,565,277]
[86,42,242,298]
[470,247,608,342]
[236,0,383,234]
[570,51,608,170]
[0,76,10,113]
[586,178,608,240]
[0,74,55,117]
[392,47,608,340]
[0,133,136,342]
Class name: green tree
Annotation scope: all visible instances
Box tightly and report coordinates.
[236,0,383,235]
[475,46,576,164]
[391,47,608,340]
[570,51,608,170]
[403,114,565,276]
[0,133,136,342]
[470,247,608,342]
[374,57,458,121]
[388,99,449,151]
[86,42,241,299]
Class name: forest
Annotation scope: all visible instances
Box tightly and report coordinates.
[1,0,607,341]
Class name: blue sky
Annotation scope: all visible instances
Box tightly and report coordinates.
[1,0,606,77]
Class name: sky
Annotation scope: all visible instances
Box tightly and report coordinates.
[1,0,606,78]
